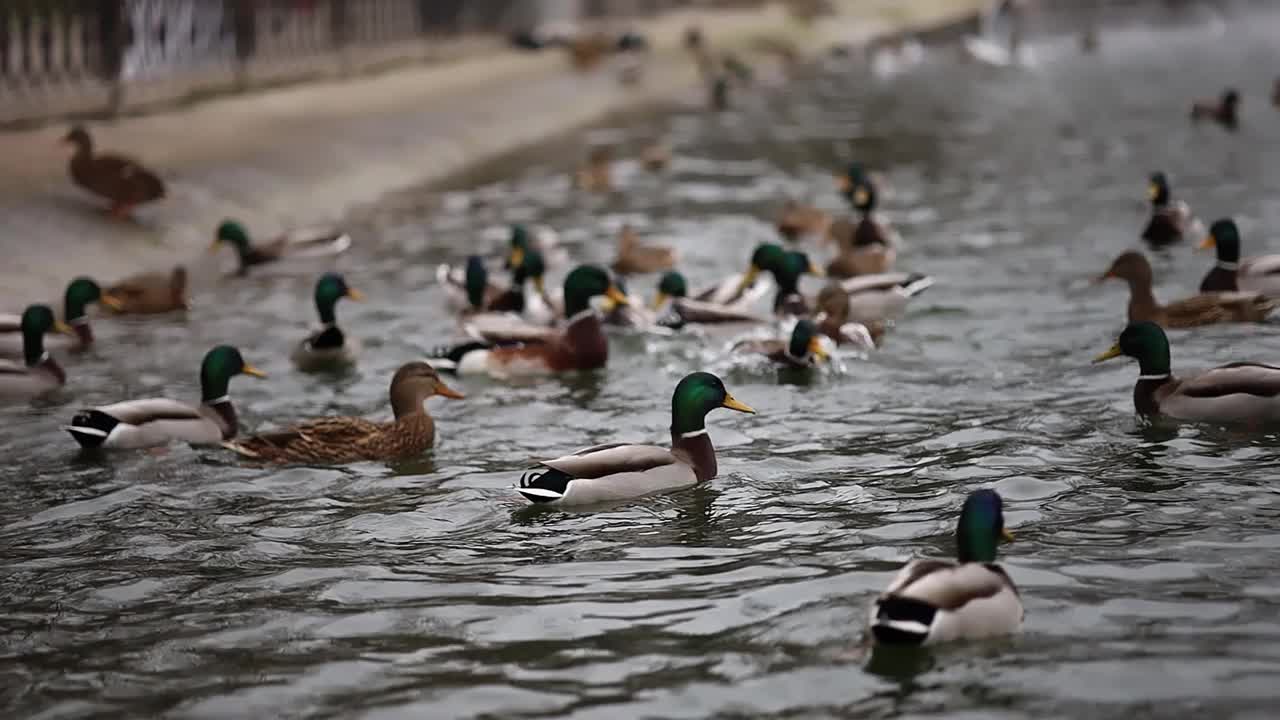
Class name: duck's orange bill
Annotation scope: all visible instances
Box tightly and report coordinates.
[100,293,123,310]
[606,285,630,306]
[435,381,466,399]
[242,364,268,378]
[54,320,75,336]
[1198,235,1216,250]
[1002,528,1015,542]
[346,288,365,301]
[722,393,755,414]
[1092,344,1122,364]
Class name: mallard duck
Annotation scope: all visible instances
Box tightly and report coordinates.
[1190,88,1239,130]
[62,126,164,218]
[0,305,73,401]
[575,147,613,192]
[640,141,672,172]
[738,244,823,315]
[826,216,897,277]
[813,283,880,351]
[105,266,189,314]
[64,345,265,448]
[1097,251,1275,328]
[225,362,463,464]
[0,277,119,357]
[517,371,754,505]
[507,224,569,270]
[291,272,363,372]
[837,272,934,324]
[835,163,873,206]
[1198,218,1280,297]
[612,225,677,275]
[429,265,628,377]
[1141,172,1195,248]
[776,201,832,242]
[211,219,350,276]
[1094,321,1280,423]
[732,319,829,368]
[439,250,548,315]
[651,271,771,327]
[869,489,1021,646]
[565,31,612,70]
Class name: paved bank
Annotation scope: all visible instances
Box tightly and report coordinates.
[0,0,987,308]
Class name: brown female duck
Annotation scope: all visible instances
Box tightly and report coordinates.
[1097,251,1275,328]
[105,266,189,314]
[224,362,463,464]
[62,126,165,218]
[612,225,677,275]
[776,201,832,242]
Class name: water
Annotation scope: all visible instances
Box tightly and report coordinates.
[7,13,1280,719]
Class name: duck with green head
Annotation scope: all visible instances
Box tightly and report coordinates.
[869,489,1022,646]
[64,345,266,448]
[211,219,351,276]
[649,271,769,329]
[1198,218,1280,297]
[1140,172,1195,249]
[430,264,629,378]
[733,319,830,368]
[0,278,119,357]
[1093,321,1280,423]
[738,243,823,315]
[291,272,364,372]
[518,371,755,505]
[826,176,899,278]
[0,305,74,401]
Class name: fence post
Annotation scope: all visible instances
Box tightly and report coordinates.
[331,0,351,76]
[99,0,127,117]
[229,0,255,91]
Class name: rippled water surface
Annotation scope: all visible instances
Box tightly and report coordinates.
[8,13,1280,719]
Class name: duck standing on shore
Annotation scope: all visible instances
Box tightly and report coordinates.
[62,125,165,219]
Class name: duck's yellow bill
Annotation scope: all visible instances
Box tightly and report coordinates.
[1198,234,1216,251]
[346,288,365,301]
[809,337,829,362]
[509,247,525,269]
[54,320,75,336]
[1002,528,1015,542]
[242,364,268,378]
[1147,183,1159,200]
[533,275,546,295]
[853,187,869,206]
[606,285,630,306]
[651,291,669,310]
[208,238,222,253]
[100,293,123,311]
[435,380,466,400]
[808,262,825,277]
[1092,343,1123,364]
[739,265,760,290]
[722,393,755,414]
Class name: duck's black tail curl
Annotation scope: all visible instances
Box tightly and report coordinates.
[870,595,935,646]
[517,466,573,503]
[64,409,118,449]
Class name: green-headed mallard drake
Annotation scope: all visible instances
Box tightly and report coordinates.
[813,283,880,351]
[225,362,464,464]
[612,225,677,275]
[291,272,363,372]
[429,265,628,378]
[1190,88,1239,131]
[1094,321,1280,423]
[776,200,832,242]
[517,371,754,505]
[1198,218,1280,297]
[826,180,898,277]
[651,270,770,327]
[64,345,265,448]
[575,147,613,192]
[211,219,350,276]
[1141,172,1196,248]
[105,266,189,315]
[0,305,73,401]
[738,243,823,315]
[869,489,1021,646]
[835,163,875,205]
[732,319,829,368]
[0,277,119,357]
[438,254,543,315]
[507,224,569,270]
[62,125,164,218]
[1097,251,1275,328]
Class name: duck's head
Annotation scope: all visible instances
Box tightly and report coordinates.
[314,272,363,324]
[564,264,628,317]
[463,256,489,309]
[512,249,548,295]
[63,276,118,324]
[741,244,820,293]
[836,162,867,196]
[1096,250,1152,287]
[653,271,688,309]
[508,225,532,269]
[670,371,755,435]
[61,125,91,152]
[1199,218,1241,262]
[850,181,877,213]
[957,489,1013,563]
[212,219,252,255]
[199,345,266,402]
[1093,321,1171,377]
[390,361,464,419]
[788,319,829,363]
[18,304,72,365]
[1147,172,1170,207]
[1222,88,1240,109]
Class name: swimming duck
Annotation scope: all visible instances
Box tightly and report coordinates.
[291,272,363,372]
[826,181,898,277]
[1141,172,1195,248]
[640,141,672,172]
[612,225,677,275]
[429,265,627,378]
[62,125,165,218]
[869,489,1021,646]
[517,371,754,505]
[1097,251,1275,328]
[1094,321,1280,423]
[738,244,823,315]
[439,251,549,317]
[0,305,73,401]
[732,319,829,368]
[105,266,189,314]
[565,31,612,70]
[0,277,119,357]
[64,345,265,448]
[776,201,832,242]
[575,147,613,192]
[1198,218,1280,297]
[508,224,569,271]
[211,219,350,276]
[835,162,874,207]
[837,271,934,324]
[651,271,771,327]
[1190,88,1239,130]
[224,362,464,464]
[813,283,880,351]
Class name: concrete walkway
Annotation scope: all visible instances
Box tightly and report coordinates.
[0,0,986,308]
